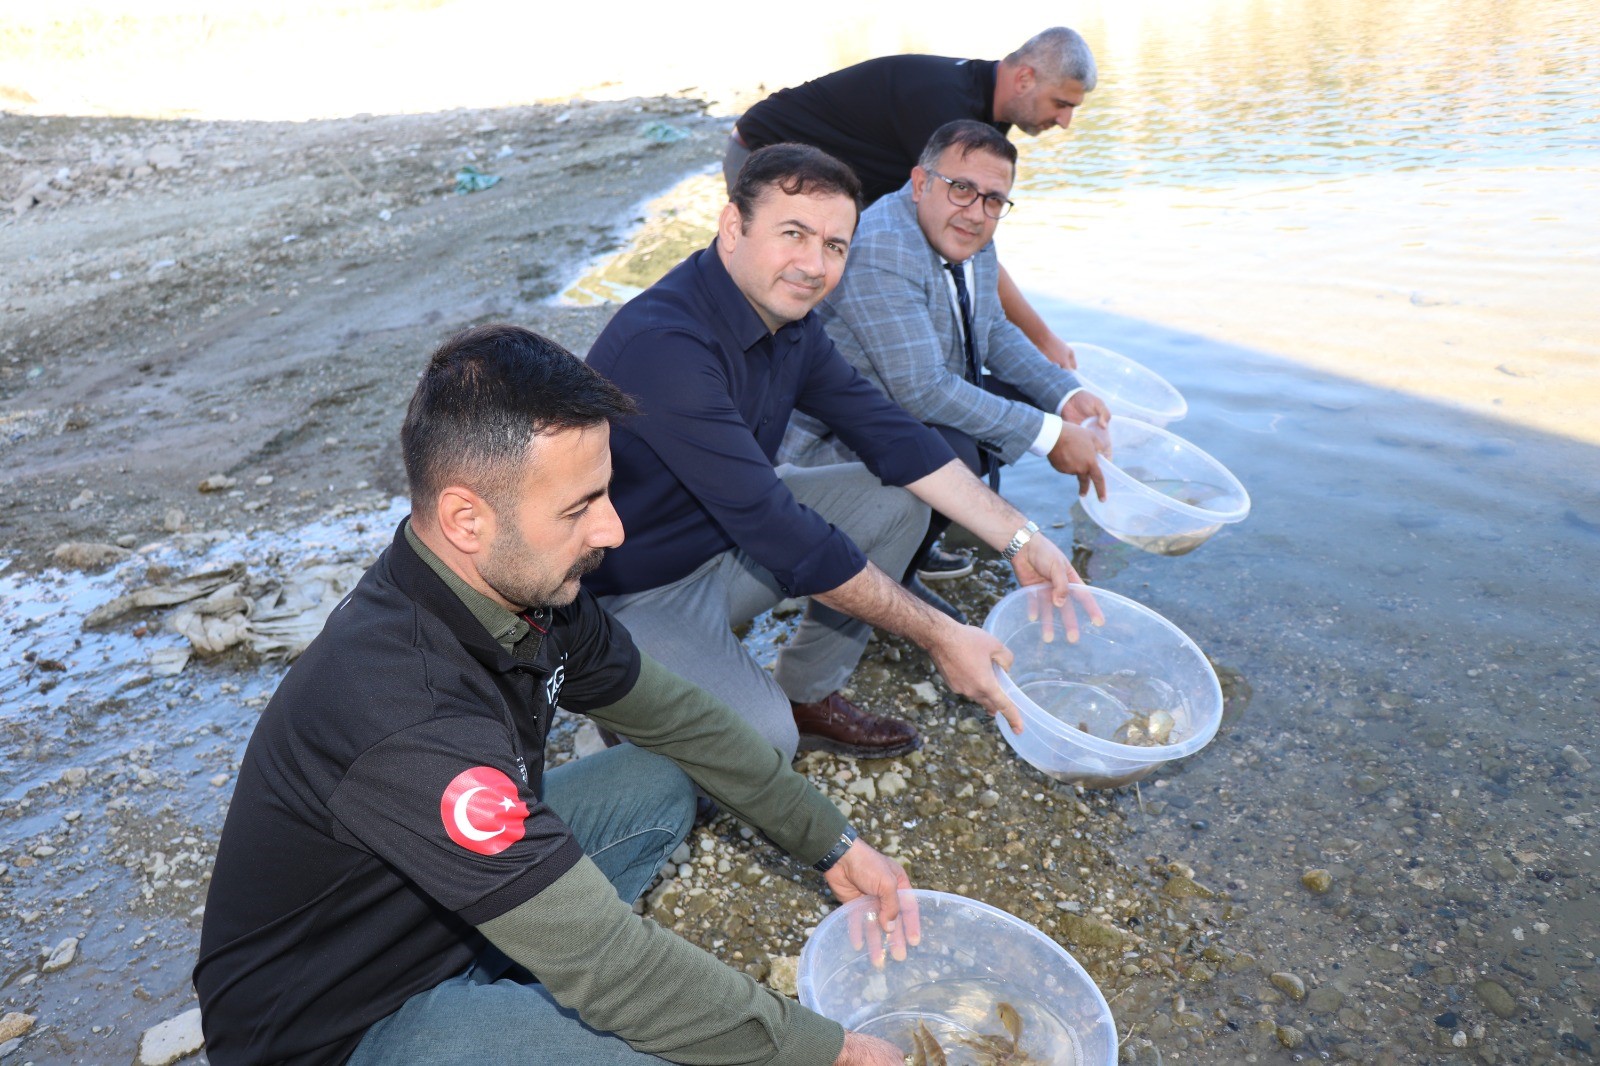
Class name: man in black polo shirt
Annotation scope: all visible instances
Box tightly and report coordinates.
[586,145,1095,765]
[726,27,1096,375]
[195,325,914,1066]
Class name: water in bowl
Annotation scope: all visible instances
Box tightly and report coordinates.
[849,978,1083,1066]
[1104,469,1235,556]
[1015,670,1188,746]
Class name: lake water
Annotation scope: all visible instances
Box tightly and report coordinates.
[565,0,1600,1060]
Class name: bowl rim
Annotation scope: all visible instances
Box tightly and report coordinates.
[798,888,1117,1054]
[982,584,1225,760]
[1066,341,1189,422]
[1084,416,1252,525]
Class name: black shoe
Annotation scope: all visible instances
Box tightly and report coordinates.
[916,545,974,582]
[906,575,966,624]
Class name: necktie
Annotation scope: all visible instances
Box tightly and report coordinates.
[945,260,981,385]
[945,261,1001,491]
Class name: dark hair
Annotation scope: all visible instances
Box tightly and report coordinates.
[729,143,862,229]
[401,324,636,514]
[917,120,1018,173]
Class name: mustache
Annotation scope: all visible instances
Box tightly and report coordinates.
[566,548,605,581]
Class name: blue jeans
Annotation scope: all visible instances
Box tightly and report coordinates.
[348,744,696,1066]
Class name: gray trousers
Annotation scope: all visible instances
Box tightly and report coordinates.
[600,463,927,761]
[722,133,752,197]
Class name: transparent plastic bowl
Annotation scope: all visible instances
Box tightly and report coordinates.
[798,889,1117,1066]
[1067,342,1187,426]
[1080,416,1250,556]
[982,585,1223,788]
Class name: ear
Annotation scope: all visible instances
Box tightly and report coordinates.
[910,165,929,203]
[718,201,745,250]
[1015,64,1036,93]
[434,485,496,557]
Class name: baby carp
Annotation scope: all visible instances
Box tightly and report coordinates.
[906,1002,1039,1066]
[1109,709,1177,747]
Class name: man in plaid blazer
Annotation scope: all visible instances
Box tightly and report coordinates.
[781,120,1110,587]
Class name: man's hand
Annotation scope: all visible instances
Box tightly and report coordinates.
[1037,333,1077,370]
[1061,391,1110,438]
[826,840,919,966]
[836,1031,906,1066]
[924,622,1023,734]
[1047,423,1107,500]
[1009,532,1105,643]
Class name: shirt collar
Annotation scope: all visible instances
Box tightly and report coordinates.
[693,240,795,353]
[402,520,531,655]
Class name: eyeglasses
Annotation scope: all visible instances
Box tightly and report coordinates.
[926,170,1014,219]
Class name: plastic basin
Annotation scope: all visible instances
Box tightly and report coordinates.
[1067,342,1187,426]
[982,585,1223,788]
[1079,416,1250,556]
[798,889,1117,1066]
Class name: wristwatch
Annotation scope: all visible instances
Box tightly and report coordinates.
[813,825,859,872]
[1000,520,1041,561]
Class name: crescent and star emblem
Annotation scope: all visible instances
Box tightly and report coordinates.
[440,767,529,855]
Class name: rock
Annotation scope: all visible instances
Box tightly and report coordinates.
[163,508,187,532]
[1367,945,1404,971]
[1306,986,1344,1013]
[955,717,982,735]
[197,474,238,493]
[977,789,999,809]
[1270,972,1306,1002]
[1561,745,1591,773]
[1474,979,1517,1019]
[59,766,89,787]
[1057,913,1137,950]
[146,144,185,170]
[136,1007,204,1065]
[1275,1025,1305,1050]
[42,936,79,972]
[767,955,800,997]
[1301,868,1334,894]
[770,598,804,618]
[0,1014,35,1041]
[1161,874,1215,900]
[877,771,907,798]
[846,777,878,803]
[909,681,939,705]
[571,722,608,760]
[669,843,692,866]
[52,541,131,570]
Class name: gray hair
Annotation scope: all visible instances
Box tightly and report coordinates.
[1006,27,1097,92]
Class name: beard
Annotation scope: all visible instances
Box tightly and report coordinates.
[481,534,606,610]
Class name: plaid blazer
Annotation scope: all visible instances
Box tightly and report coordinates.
[779,183,1079,469]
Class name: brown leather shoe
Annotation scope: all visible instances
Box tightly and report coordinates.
[791,692,921,759]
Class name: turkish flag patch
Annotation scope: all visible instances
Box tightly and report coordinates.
[440,766,529,855]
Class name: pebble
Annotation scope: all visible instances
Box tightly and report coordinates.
[877,771,907,798]
[60,766,89,787]
[163,508,187,532]
[846,778,878,803]
[209,773,230,787]
[955,717,982,735]
[909,681,939,705]
[1270,972,1306,1002]
[977,789,999,809]
[42,935,79,972]
[1474,978,1517,1019]
[1276,1024,1305,1049]
[136,1007,204,1066]
[767,955,800,997]
[52,541,131,570]
[1561,745,1591,773]
[1305,986,1343,1013]
[1301,867,1333,894]
[198,474,238,493]
[0,1014,35,1042]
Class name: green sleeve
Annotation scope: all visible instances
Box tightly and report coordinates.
[480,857,845,1066]
[585,654,850,865]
